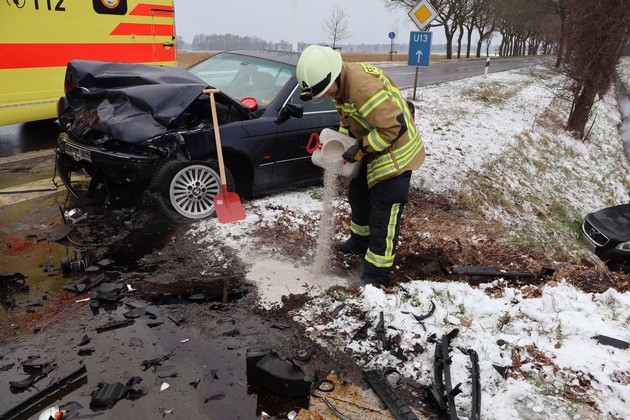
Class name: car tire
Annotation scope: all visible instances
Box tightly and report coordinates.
[150,160,235,223]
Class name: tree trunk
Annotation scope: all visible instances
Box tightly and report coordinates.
[566,83,596,138]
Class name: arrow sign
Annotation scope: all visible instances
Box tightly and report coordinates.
[408,31,432,67]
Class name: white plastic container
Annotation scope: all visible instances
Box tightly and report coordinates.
[310,128,361,178]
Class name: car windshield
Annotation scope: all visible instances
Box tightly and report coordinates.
[189,53,294,107]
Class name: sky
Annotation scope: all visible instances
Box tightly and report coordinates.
[189,59,630,418]
[173,0,437,48]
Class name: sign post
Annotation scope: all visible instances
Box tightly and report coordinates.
[407,0,437,100]
[408,31,432,100]
[389,31,396,62]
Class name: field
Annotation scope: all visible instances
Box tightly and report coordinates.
[176,50,447,68]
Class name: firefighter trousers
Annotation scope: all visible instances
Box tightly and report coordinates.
[347,162,412,285]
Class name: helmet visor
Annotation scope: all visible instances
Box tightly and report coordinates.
[300,72,332,101]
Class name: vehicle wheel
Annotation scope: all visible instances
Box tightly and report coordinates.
[149,160,235,223]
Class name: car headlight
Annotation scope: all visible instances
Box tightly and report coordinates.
[615,242,630,252]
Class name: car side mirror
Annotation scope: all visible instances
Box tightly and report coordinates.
[278,103,304,123]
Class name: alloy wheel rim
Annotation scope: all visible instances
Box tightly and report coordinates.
[169,164,221,219]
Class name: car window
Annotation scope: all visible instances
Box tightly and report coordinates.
[287,86,336,113]
[189,53,294,106]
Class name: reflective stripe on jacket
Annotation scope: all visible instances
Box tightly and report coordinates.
[334,63,425,188]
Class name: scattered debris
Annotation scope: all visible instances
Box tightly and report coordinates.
[9,363,54,389]
[78,335,91,346]
[428,329,462,419]
[1,366,87,419]
[452,265,555,280]
[593,335,629,349]
[61,273,105,293]
[363,369,419,420]
[351,323,369,341]
[90,376,143,407]
[246,350,313,397]
[95,319,134,333]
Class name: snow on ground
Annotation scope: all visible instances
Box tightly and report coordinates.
[191,58,630,419]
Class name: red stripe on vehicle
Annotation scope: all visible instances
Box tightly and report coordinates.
[130,3,174,16]
[110,23,173,36]
[0,44,172,69]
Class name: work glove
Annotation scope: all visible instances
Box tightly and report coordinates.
[342,141,366,163]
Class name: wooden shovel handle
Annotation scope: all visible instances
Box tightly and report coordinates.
[202,88,227,186]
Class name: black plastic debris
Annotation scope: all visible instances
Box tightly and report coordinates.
[168,314,185,326]
[60,248,89,274]
[95,319,134,333]
[0,362,15,372]
[78,334,91,346]
[397,376,422,389]
[428,329,463,420]
[123,307,146,319]
[246,350,312,397]
[330,303,345,318]
[351,323,369,341]
[141,353,172,369]
[492,364,510,378]
[593,335,630,349]
[390,346,408,361]
[363,370,419,420]
[411,300,436,323]
[90,376,143,407]
[0,272,27,286]
[1,366,87,420]
[204,392,226,402]
[375,311,391,350]
[62,273,105,293]
[452,265,555,280]
[468,349,481,420]
[269,320,291,330]
[9,363,54,389]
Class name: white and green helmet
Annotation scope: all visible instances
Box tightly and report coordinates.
[296,45,342,101]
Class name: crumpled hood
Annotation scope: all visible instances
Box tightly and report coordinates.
[63,60,214,143]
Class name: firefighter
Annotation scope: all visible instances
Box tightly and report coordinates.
[296,45,426,287]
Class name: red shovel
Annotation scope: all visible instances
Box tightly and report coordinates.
[203,88,246,223]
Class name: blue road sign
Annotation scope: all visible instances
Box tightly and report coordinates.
[408,31,432,67]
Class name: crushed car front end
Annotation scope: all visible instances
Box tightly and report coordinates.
[582,203,630,273]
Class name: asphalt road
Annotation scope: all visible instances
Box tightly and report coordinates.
[0,56,544,159]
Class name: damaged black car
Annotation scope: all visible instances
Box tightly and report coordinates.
[55,50,339,222]
[582,203,630,273]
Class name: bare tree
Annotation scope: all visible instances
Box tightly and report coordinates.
[322,5,352,49]
[562,0,630,138]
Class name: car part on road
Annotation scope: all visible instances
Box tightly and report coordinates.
[247,350,313,397]
[205,88,246,223]
[452,265,555,279]
[90,376,143,407]
[362,369,419,420]
[428,329,459,419]
[1,366,87,420]
[95,319,134,333]
[466,349,481,420]
[593,334,630,349]
[9,363,54,390]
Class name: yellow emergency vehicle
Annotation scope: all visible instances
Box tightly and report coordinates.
[0,0,177,126]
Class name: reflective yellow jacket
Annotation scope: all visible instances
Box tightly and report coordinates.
[333,63,425,188]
